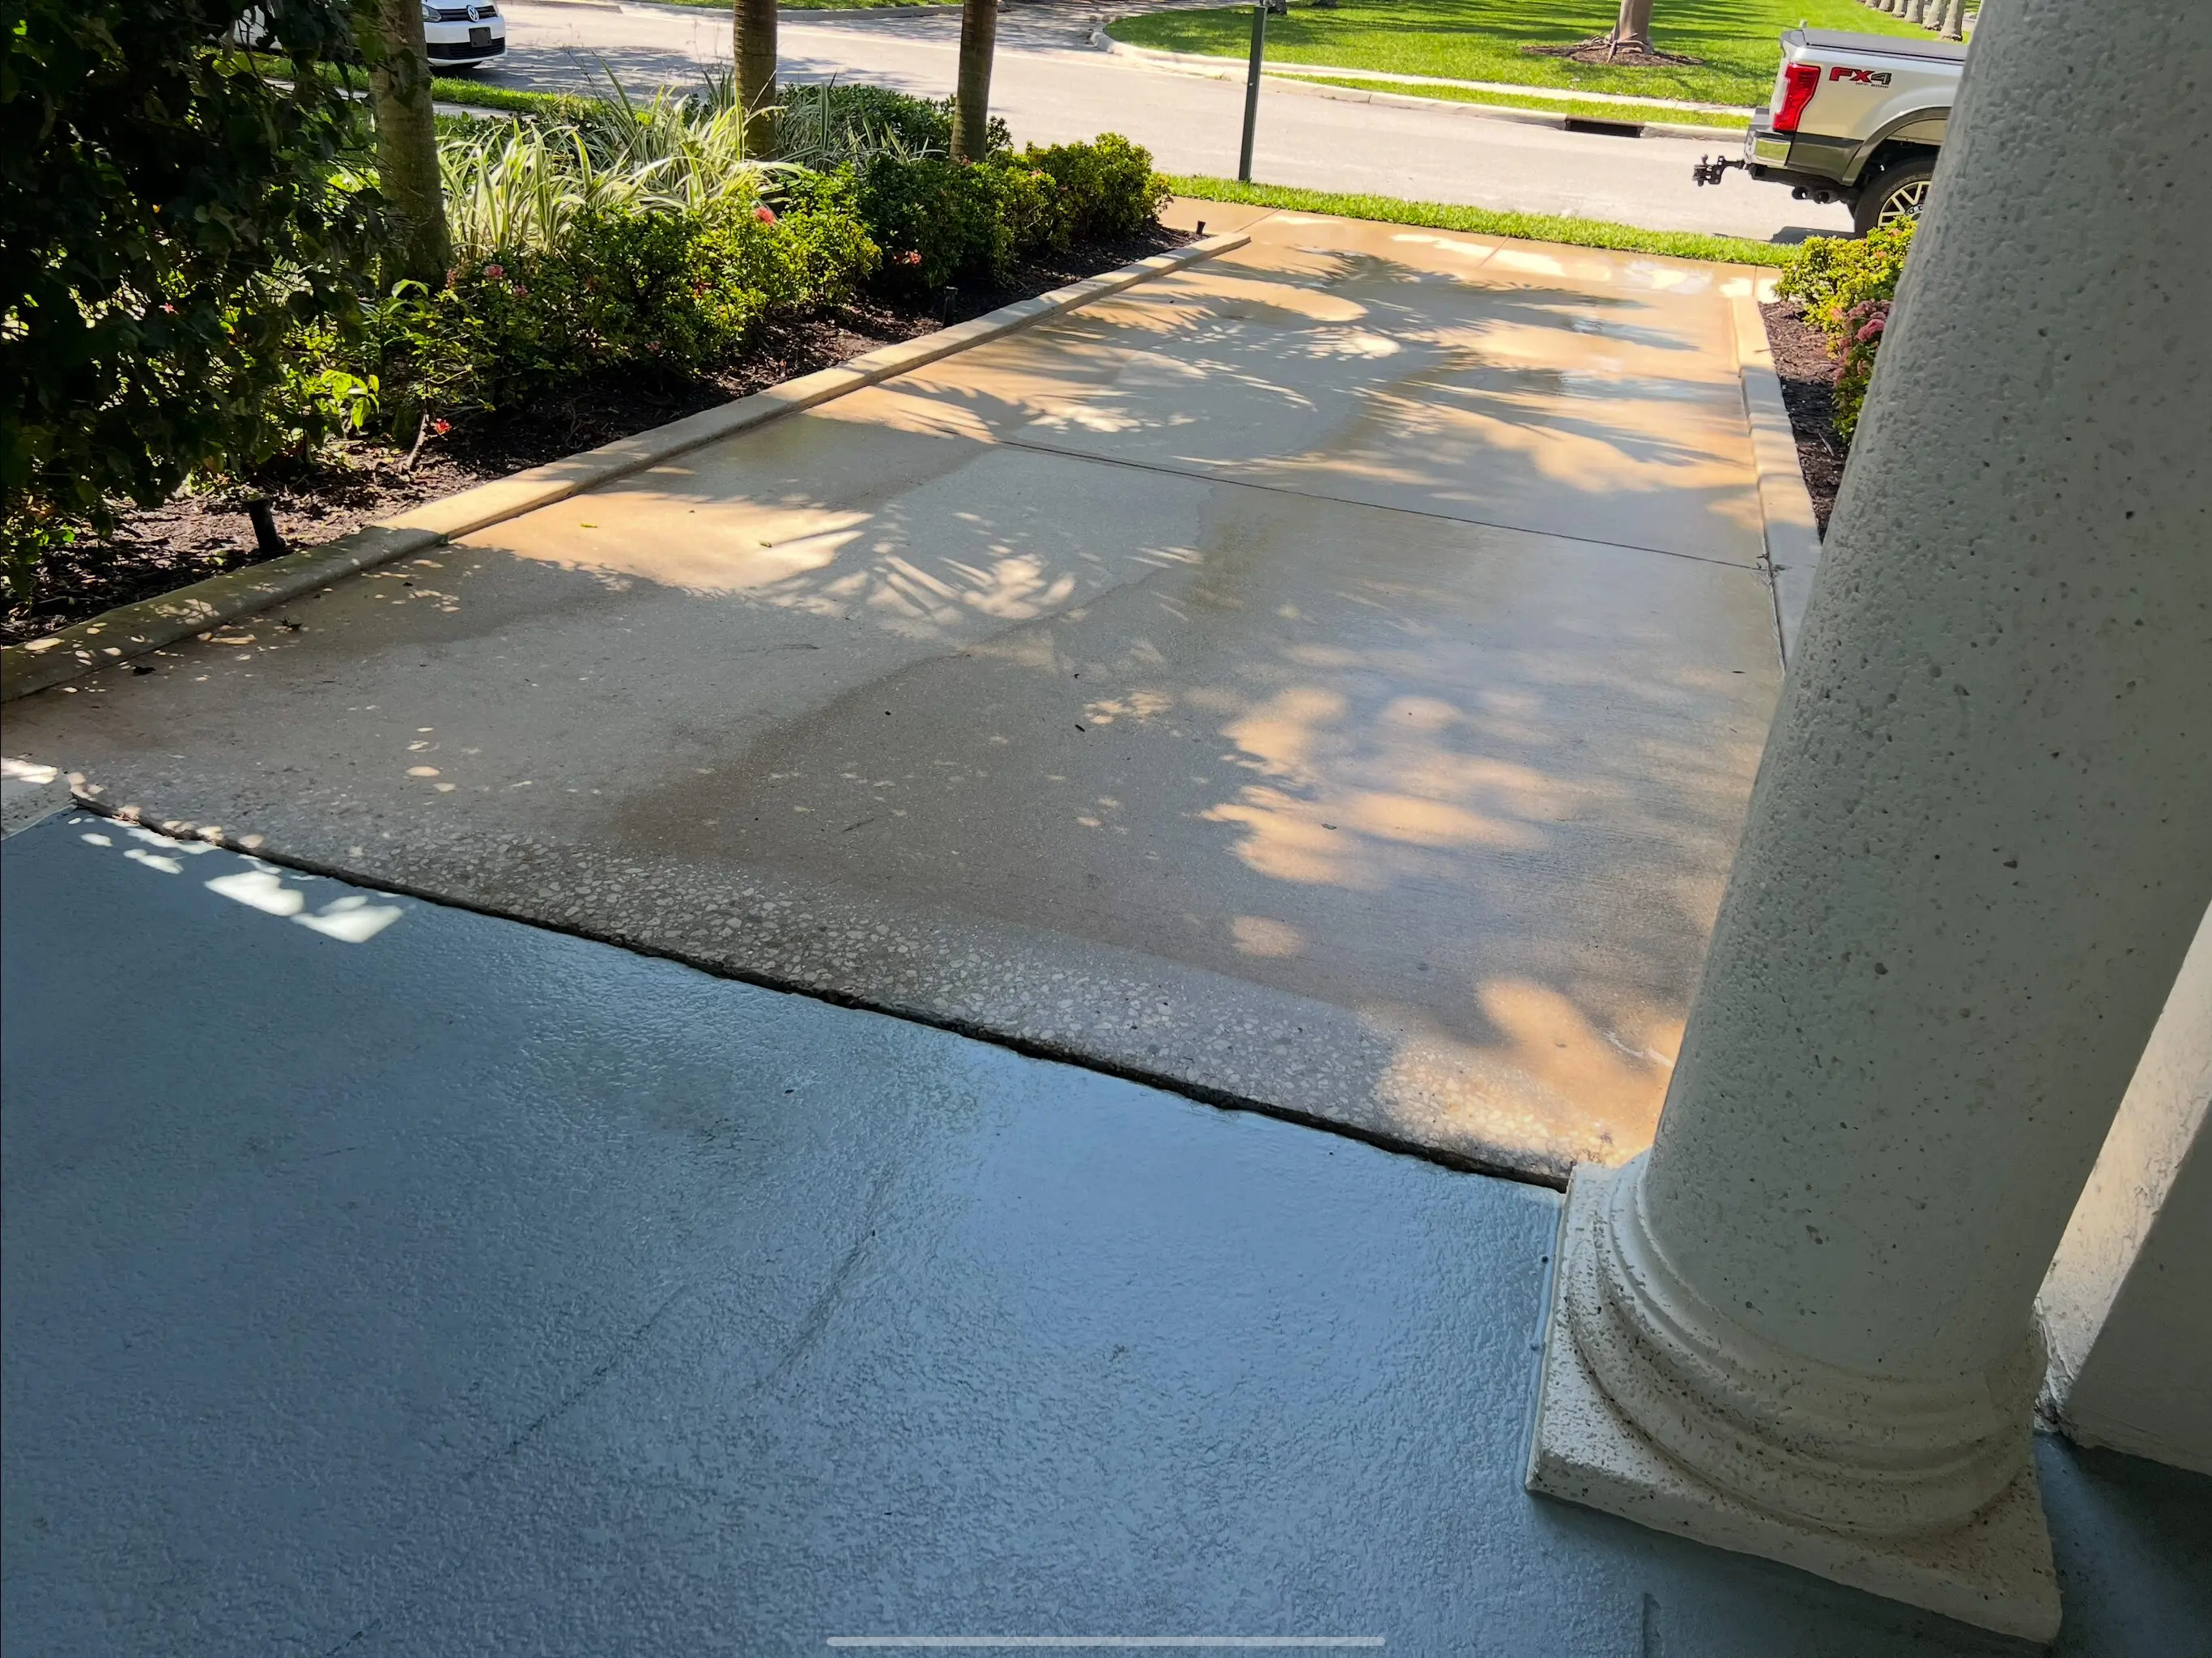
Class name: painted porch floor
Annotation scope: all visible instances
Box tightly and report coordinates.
[3,817,2206,1655]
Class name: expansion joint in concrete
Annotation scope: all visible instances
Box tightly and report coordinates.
[50,792,1569,1193]
[985,432,1759,573]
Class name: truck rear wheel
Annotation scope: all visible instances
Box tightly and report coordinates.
[1853,156,1938,236]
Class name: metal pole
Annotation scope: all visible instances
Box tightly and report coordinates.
[1237,1,1266,184]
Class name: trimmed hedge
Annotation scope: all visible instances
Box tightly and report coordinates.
[372,125,1168,425]
[850,134,1171,292]
[383,198,878,419]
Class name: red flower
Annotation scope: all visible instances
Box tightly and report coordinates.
[432,418,452,436]
[483,262,505,280]
[512,284,529,299]
[754,205,776,224]
[900,250,923,266]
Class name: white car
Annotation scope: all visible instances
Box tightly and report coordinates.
[422,0,505,69]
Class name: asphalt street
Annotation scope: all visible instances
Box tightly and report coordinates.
[476,0,1857,241]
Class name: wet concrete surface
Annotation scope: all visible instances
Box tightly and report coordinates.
[3,210,1783,1180]
[7,817,2206,1656]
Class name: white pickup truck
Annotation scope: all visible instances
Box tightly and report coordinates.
[1694,28,1964,236]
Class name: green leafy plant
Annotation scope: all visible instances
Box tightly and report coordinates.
[440,119,683,257]
[856,134,1168,291]
[379,194,879,422]
[856,155,1020,290]
[715,194,882,312]
[2,0,385,608]
[781,83,1007,165]
[1022,134,1170,244]
[1776,219,1914,440]
[1775,219,1914,339]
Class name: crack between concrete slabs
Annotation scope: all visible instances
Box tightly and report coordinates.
[981,430,1765,572]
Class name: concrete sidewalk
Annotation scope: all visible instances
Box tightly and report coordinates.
[4,206,1784,1181]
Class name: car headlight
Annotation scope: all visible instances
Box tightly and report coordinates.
[420,2,437,19]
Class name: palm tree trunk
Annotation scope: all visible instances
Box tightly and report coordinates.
[1941,0,1966,40]
[1606,0,1654,54]
[734,0,778,159]
[352,0,449,287]
[952,0,998,161]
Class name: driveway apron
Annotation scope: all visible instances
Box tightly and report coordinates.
[4,208,1784,1180]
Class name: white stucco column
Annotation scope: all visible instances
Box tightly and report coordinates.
[1527,1,2212,1641]
[2039,903,2212,1477]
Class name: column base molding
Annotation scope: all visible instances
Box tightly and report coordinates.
[1525,1164,2061,1642]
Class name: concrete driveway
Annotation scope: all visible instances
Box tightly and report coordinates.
[484,0,1855,241]
[4,206,1784,1181]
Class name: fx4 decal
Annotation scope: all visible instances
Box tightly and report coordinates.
[1828,66,1895,85]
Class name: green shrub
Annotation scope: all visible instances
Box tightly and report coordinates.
[854,134,1168,292]
[2,0,383,608]
[381,195,878,419]
[1776,219,1914,444]
[857,155,1019,290]
[1022,134,1171,244]
[989,164,1066,263]
[696,195,882,312]
[1776,219,1914,341]
[788,84,1007,164]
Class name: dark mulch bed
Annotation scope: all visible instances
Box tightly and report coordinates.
[1522,39,1703,69]
[1760,299,1846,534]
[6,226,1192,645]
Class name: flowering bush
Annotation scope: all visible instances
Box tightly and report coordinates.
[1776,219,1915,443]
[1829,299,1890,440]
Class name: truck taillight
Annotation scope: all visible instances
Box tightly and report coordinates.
[1774,62,1821,133]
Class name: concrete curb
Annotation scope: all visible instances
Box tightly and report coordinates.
[1261,75,1749,141]
[2,525,446,704]
[1092,31,1752,134]
[1729,290,1823,669]
[2,232,1249,704]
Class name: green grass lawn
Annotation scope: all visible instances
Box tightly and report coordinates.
[430,76,600,116]
[1278,74,1750,129]
[1115,0,1950,109]
[1168,174,1798,265]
